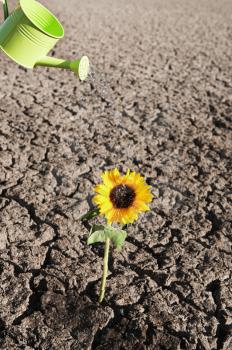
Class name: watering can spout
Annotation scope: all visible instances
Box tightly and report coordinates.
[35,55,90,81]
[1,0,9,20]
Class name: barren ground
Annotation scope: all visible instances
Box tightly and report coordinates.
[0,0,232,349]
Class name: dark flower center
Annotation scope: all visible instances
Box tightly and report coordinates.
[110,184,135,208]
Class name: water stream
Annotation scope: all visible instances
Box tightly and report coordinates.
[85,64,113,106]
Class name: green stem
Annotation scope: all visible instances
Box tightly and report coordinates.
[99,237,110,303]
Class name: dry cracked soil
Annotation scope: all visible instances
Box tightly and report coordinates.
[0,0,232,349]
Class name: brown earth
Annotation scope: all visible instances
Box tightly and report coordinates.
[0,0,232,349]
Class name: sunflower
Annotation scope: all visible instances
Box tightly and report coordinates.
[93,168,153,225]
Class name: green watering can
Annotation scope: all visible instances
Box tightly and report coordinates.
[0,0,89,80]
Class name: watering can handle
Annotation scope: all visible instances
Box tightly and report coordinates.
[1,0,9,20]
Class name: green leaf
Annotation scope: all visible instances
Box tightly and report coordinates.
[104,226,127,250]
[87,225,127,250]
[87,230,106,245]
[91,224,106,234]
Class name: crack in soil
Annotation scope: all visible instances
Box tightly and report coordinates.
[90,290,149,349]
[119,259,205,315]
[0,191,60,235]
[10,240,62,326]
[12,275,47,326]
[0,192,43,227]
[0,258,24,277]
[206,279,232,350]
[0,191,62,328]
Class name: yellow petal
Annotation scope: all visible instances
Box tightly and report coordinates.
[94,184,110,196]
[101,168,121,188]
[133,200,150,212]
[93,169,153,224]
